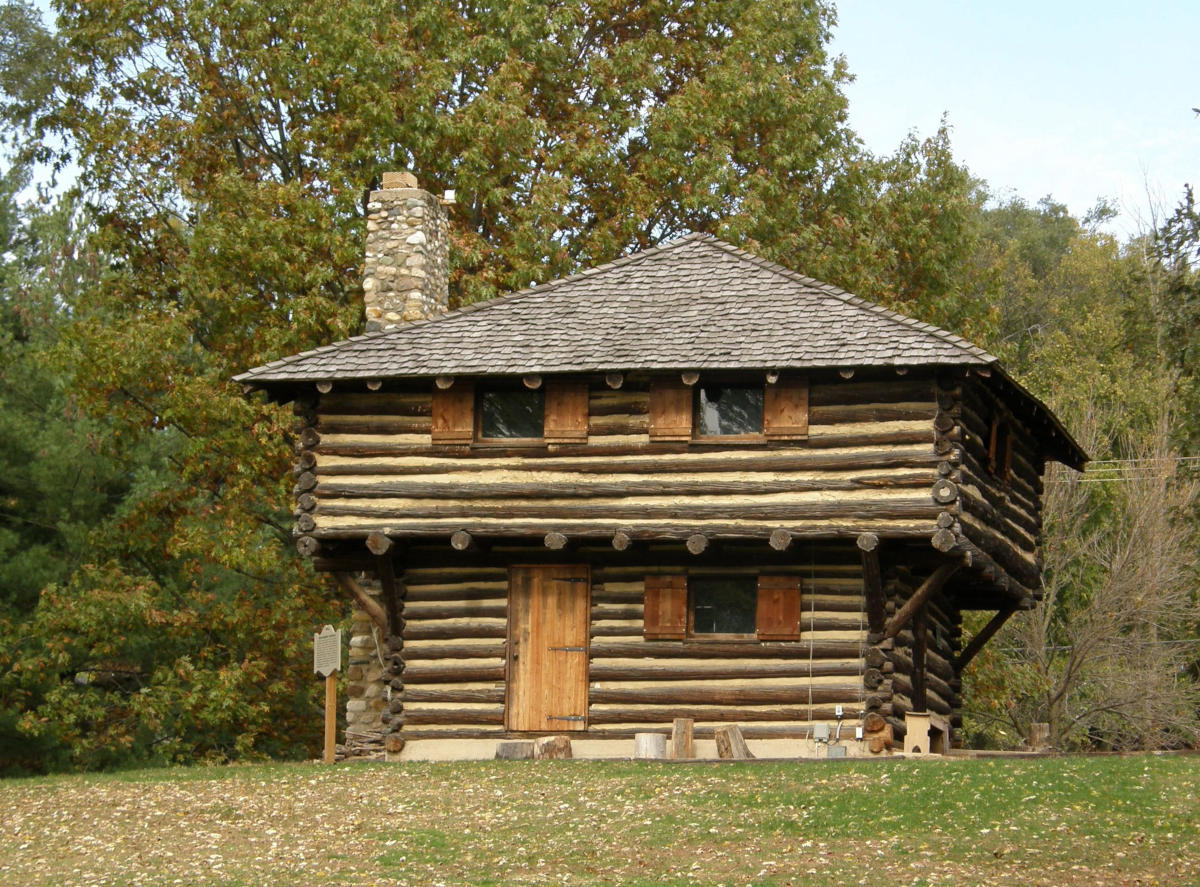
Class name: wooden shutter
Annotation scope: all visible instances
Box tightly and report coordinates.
[644,574,687,640]
[756,574,801,641]
[544,379,589,443]
[649,379,692,440]
[431,381,475,444]
[763,376,809,440]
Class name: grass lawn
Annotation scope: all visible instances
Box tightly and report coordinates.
[1,754,1197,886]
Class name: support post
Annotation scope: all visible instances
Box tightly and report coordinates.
[912,604,928,713]
[324,673,337,764]
[857,533,885,634]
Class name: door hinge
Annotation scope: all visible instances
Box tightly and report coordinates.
[553,576,590,584]
[548,646,587,652]
[547,715,586,722]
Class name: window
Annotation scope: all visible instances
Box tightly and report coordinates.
[430,379,588,445]
[479,387,544,440]
[690,576,757,634]
[643,573,801,641]
[649,376,808,442]
[696,386,763,437]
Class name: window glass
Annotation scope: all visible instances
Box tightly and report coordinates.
[479,388,544,439]
[691,576,757,635]
[696,385,763,436]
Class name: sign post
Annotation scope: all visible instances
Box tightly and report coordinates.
[313,625,342,764]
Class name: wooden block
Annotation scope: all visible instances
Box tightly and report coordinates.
[714,725,753,760]
[633,732,667,760]
[495,741,535,761]
[534,735,573,760]
[670,718,694,760]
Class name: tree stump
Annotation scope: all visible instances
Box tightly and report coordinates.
[534,735,573,760]
[670,718,694,760]
[633,732,667,760]
[715,725,753,760]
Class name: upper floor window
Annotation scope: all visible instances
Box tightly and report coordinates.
[431,378,588,445]
[478,387,544,440]
[695,385,764,437]
[649,376,808,442]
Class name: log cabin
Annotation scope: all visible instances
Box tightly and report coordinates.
[236,172,1086,759]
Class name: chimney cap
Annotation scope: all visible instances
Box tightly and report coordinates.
[380,171,419,190]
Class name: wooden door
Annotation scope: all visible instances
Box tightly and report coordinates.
[506,565,590,732]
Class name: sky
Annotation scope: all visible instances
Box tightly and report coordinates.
[828,1,1200,238]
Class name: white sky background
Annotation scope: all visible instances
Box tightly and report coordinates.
[828,1,1200,238]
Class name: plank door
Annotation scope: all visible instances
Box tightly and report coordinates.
[506,564,591,732]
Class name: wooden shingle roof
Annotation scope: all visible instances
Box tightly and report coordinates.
[235,233,996,384]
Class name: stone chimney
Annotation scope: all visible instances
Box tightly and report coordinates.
[362,171,450,331]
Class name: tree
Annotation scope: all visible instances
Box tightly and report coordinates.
[0,0,993,770]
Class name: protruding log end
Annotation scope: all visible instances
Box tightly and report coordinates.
[768,528,793,552]
[686,533,709,555]
[931,478,959,504]
[855,532,879,552]
[296,451,317,471]
[931,528,957,552]
[366,531,393,556]
[605,372,624,390]
[296,536,321,557]
[366,379,382,391]
[936,511,956,529]
[435,375,455,389]
[544,531,568,550]
[450,529,474,551]
[612,529,633,551]
[294,471,318,493]
[295,513,316,534]
[523,374,542,390]
[680,371,700,386]
[299,427,321,449]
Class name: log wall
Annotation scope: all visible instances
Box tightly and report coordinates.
[393,542,878,740]
[292,374,946,550]
[931,371,1046,601]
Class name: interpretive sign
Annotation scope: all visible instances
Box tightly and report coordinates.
[313,625,341,677]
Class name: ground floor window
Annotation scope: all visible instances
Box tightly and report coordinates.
[644,572,801,641]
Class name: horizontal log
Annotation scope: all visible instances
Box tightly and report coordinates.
[588,685,863,705]
[587,661,865,681]
[405,688,505,703]
[318,416,431,434]
[405,622,507,641]
[402,708,505,725]
[890,681,953,717]
[404,663,506,683]
[403,643,507,660]
[405,584,508,603]
[318,392,432,415]
[314,428,935,459]
[310,519,938,542]
[314,472,935,501]
[587,705,866,724]
[589,640,866,659]
[313,497,939,523]
[405,604,507,620]
[809,379,935,406]
[313,447,942,477]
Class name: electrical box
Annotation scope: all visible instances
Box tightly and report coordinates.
[826,745,847,759]
[855,726,864,740]
[835,704,844,718]
[813,723,830,742]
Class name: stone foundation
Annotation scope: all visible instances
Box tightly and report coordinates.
[345,578,388,736]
